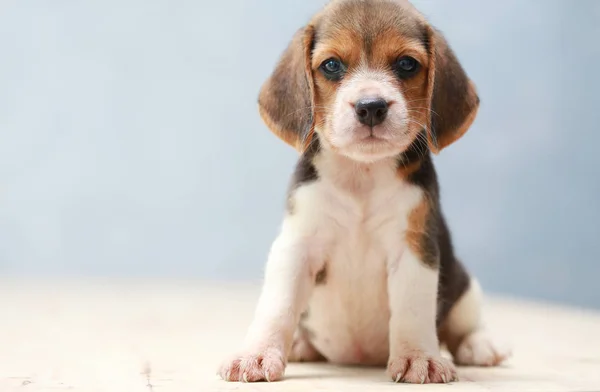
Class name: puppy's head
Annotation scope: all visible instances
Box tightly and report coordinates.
[259,0,479,162]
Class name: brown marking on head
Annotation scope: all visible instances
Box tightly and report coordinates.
[259,0,479,159]
[406,196,439,268]
[310,26,362,140]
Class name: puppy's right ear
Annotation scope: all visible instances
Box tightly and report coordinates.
[258,26,316,153]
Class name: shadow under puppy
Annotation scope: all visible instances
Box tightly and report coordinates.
[219,0,510,384]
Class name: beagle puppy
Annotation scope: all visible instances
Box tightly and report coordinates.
[219,0,510,384]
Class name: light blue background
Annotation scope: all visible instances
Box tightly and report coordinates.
[1,1,599,308]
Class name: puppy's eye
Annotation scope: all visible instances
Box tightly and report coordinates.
[394,56,420,79]
[319,58,345,80]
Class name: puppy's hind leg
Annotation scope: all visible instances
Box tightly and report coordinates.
[288,327,326,363]
[440,278,511,366]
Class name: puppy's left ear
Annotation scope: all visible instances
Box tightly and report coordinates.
[258,26,316,153]
[425,26,480,153]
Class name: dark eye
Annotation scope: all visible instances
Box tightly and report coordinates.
[394,56,420,79]
[319,58,345,80]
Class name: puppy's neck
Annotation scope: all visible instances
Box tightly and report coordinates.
[313,146,399,194]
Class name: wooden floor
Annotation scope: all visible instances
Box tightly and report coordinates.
[1,280,599,392]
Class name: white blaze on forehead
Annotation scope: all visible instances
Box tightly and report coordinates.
[338,68,402,103]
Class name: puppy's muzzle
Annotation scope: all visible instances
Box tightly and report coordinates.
[355,97,388,127]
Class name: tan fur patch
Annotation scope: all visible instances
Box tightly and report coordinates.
[396,159,421,178]
[406,198,428,254]
[405,197,437,268]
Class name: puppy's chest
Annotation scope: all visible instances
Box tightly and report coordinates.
[323,186,402,282]
[300,170,422,365]
[315,171,420,267]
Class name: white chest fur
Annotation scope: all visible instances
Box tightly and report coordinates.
[290,153,424,365]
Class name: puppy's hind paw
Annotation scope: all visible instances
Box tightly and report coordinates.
[455,330,511,366]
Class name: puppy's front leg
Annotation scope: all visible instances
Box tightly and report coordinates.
[219,219,325,383]
[386,224,456,383]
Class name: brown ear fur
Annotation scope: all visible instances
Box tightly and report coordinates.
[425,27,480,153]
[258,26,316,153]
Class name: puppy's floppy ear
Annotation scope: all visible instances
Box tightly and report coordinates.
[258,26,316,153]
[425,26,480,153]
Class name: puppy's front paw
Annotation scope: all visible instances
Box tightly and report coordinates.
[387,351,456,384]
[219,346,286,383]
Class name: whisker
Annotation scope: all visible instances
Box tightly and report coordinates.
[407,107,440,119]
[403,98,430,104]
[284,105,329,118]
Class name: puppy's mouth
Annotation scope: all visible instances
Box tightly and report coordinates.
[354,125,393,141]
[327,122,418,162]
[326,110,414,161]
[364,134,384,141]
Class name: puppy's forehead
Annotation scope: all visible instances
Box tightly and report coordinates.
[314,0,428,58]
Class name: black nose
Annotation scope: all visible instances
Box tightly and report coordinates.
[355,97,388,127]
